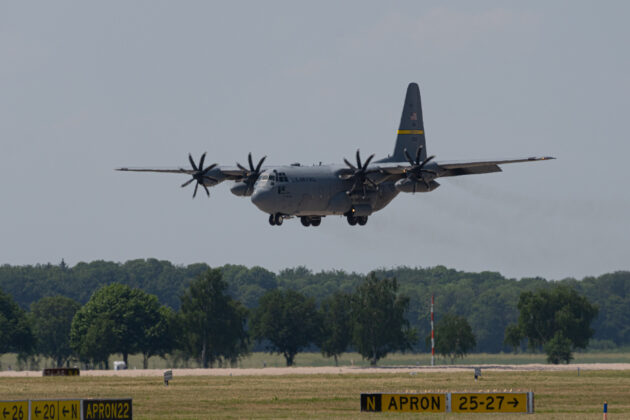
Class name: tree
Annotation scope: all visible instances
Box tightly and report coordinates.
[179,269,249,368]
[318,291,352,366]
[137,305,175,369]
[544,332,573,364]
[29,296,81,367]
[0,288,33,358]
[70,283,168,367]
[251,289,320,366]
[503,324,523,353]
[516,285,598,363]
[433,313,476,363]
[351,273,417,366]
[71,314,116,368]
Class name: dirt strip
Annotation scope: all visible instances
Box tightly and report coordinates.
[1,363,629,377]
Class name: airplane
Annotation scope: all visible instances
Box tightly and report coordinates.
[117,83,554,227]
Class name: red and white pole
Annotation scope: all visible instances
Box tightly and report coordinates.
[431,294,435,366]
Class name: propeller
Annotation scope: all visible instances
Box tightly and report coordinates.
[403,145,437,191]
[340,149,379,197]
[236,152,267,188]
[180,152,218,198]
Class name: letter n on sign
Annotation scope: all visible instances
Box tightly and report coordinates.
[360,394,382,412]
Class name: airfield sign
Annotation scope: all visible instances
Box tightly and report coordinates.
[2,399,131,420]
[361,391,533,414]
[0,401,27,420]
[451,392,531,413]
[361,393,446,413]
[31,400,80,420]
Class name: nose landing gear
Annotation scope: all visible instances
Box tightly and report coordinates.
[268,213,284,226]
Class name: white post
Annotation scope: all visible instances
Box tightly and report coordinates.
[431,294,435,366]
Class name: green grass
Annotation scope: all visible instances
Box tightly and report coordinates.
[0,370,628,419]
[3,351,630,370]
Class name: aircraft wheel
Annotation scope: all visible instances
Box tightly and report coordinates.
[357,216,368,226]
[301,217,311,227]
[268,214,276,226]
[311,218,321,227]
[274,214,283,225]
[347,216,358,226]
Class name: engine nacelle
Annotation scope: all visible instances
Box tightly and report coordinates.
[230,182,253,197]
[395,178,440,193]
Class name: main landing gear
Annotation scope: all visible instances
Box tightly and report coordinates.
[300,216,321,227]
[346,215,368,226]
[268,213,283,226]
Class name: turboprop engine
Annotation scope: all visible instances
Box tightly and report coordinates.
[395,178,440,193]
[230,182,253,197]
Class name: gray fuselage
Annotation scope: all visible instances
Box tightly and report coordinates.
[249,164,398,217]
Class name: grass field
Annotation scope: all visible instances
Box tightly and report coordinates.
[3,351,630,370]
[0,369,628,419]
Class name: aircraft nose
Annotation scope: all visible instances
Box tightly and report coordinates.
[251,188,272,212]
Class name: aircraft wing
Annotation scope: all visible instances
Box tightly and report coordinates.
[375,156,554,178]
[436,156,554,177]
[116,166,246,180]
[117,167,195,174]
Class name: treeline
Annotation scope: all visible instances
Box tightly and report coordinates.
[1,260,629,352]
[1,270,415,369]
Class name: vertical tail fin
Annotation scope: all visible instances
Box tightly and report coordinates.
[386,83,427,162]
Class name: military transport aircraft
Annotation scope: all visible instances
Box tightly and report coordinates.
[117,83,554,227]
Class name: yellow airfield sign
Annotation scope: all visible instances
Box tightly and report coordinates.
[59,401,81,420]
[31,400,81,420]
[0,401,27,420]
[451,392,529,413]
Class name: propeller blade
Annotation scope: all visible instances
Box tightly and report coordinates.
[181,178,195,188]
[343,158,356,170]
[248,153,254,171]
[419,155,435,169]
[202,184,210,197]
[415,145,423,164]
[198,152,206,171]
[188,153,198,171]
[255,156,267,173]
[237,163,248,172]
[356,149,362,169]
[403,148,414,166]
[202,163,217,174]
[193,182,199,198]
[363,153,375,169]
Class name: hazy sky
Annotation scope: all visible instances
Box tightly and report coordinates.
[2,1,629,280]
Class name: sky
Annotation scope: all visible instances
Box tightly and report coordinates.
[1,1,629,280]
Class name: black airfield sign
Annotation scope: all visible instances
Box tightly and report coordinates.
[83,399,132,420]
[361,393,446,413]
